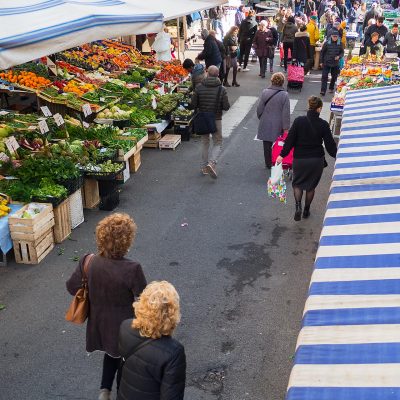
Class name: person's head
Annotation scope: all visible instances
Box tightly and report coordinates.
[392,23,399,34]
[371,1,377,8]
[300,24,307,32]
[353,2,359,8]
[182,58,195,72]
[371,31,379,43]
[333,21,341,30]
[308,96,323,113]
[239,5,244,12]
[259,20,267,30]
[96,213,136,259]
[248,10,256,17]
[330,29,339,41]
[361,2,366,11]
[132,281,181,339]
[271,72,285,87]
[162,24,169,34]
[228,26,239,36]
[287,16,295,24]
[311,15,318,23]
[209,29,217,38]
[201,29,209,40]
[368,18,376,27]
[377,16,385,26]
[280,6,286,14]
[207,65,220,77]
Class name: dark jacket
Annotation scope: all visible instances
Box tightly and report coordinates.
[365,24,389,45]
[192,76,230,120]
[216,38,227,58]
[253,28,278,57]
[223,33,239,57]
[66,255,147,357]
[363,9,379,30]
[320,38,344,67]
[337,4,347,21]
[198,36,222,68]
[117,320,186,400]
[280,110,337,159]
[238,17,258,43]
[282,22,298,44]
[348,6,357,23]
[191,64,206,90]
[235,9,245,27]
[384,31,400,53]
[293,31,311,63]
[305,0,316,16]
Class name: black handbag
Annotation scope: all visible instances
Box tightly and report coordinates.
[193,86,223,135]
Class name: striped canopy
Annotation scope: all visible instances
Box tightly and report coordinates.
[0,0,164,70]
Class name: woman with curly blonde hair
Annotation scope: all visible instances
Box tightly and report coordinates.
[117,281,186,400]
[66,213,147,400]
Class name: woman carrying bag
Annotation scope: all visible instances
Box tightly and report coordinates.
[223,26,241,87]
[276,96,337,221]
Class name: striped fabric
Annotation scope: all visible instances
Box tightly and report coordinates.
[286,86,400,400]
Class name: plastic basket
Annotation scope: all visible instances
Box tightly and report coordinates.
[82,163,125,181]
[57,174,84,195]
[31,194,67,207]
[99,190,120,211]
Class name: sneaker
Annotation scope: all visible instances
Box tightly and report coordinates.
[205,163,217,179]
[242,68,250,72]
[98,389,111,400]
[201,167,209,175]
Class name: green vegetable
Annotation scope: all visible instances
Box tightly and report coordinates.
[31,178,67,201]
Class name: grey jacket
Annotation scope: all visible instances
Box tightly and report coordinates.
[282,22,298,44]
[257,86,290,142]
[384,31,400,53]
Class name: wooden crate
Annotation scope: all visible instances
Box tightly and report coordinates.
[135,134,148,151]
[144,132,161,148]
[129,150,141,173]
[82,178,100,209]
[159,134,181,150]
[13,228,54,265]
[53,198,72,243]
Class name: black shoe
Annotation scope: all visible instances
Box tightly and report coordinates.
[320,91,325,96]
[294,201,302,221]
[303,207,310,218]
[232,81,240,87]
[224,81,231,87]
[266,165,271,170]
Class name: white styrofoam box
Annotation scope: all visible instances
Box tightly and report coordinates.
[69,188,84,229]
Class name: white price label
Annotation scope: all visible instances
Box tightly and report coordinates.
[99,97,105,102]
[82,103,92,117]
[0,152,9,162]
[5,136,19,154]
[157,85,165,95]
[38,119,49,134]
[83,121,90,128]
[40,106,52,117]
[151,95,157,110]
[53,113,64,126]
[0,111,9,116]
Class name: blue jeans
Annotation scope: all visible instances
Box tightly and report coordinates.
[356,23,363,41]
[212,19,224,38]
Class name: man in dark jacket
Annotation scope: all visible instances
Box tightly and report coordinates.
[384,23,400,55]
[192,66,230,178]
[197,29,222,68]
[363,3,379,30]
[364,16,388,45]
[320,29,344,95]
[238,10,258,71]
[210,30,227,81]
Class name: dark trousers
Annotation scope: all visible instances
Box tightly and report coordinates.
[239,40,252,68]
[321,65,339,94]
[258,56,274,77]
[101,353,121,391]
[283,42,293,70]
[263,141,273,168]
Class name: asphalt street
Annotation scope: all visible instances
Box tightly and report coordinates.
[0,61,336,400]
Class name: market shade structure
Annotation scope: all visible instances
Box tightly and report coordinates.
[0,0,164,70]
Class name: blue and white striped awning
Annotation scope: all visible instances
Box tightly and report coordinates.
[286,85,400,400]
[0,0,164,69]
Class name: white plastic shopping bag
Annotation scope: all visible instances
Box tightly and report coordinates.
[269,162,283,185]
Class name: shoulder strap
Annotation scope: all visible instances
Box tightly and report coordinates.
[123,338,155,362]
[81,253,95,283]
[214,85,223,112]
[263,89,283,109]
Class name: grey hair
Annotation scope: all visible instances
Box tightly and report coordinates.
[207,65,220,77]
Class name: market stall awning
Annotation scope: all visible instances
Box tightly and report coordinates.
[0,0,164,70]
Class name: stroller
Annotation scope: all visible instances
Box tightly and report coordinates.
[287,61,304,91]
[271,131,294,180]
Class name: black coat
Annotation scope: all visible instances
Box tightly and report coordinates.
[305,0,316,15]
[198,36,222,68]
[281,110,337,159]
[238,17,258,43]
[364,24,388,45]
[293,32,311,63]
[117,320,186,400]
[337,4,347,21]
[320,38,344,67]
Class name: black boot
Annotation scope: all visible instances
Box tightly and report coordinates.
[294,201,302,221]
[224,68,231,87]
[232,68,240,87]
[303,206,310,218]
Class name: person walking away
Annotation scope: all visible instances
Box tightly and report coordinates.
[364,16,388,45]
[253,20,278,78]
[356,2,366,40]
[337,0,348,21]
[348,2,359,31]
[235,5,246,27]
[384,23,400,56]
[66,213,147,400]
[318,0,330,19]
[293,25,312,74]
[307,15,320,66]
[192,65,230,178]
[197,29,222,69]
[295,0,303,14]
[320,28,343,95]
[117,281,186,400]
[274,6,287,47]
[365,31,385,57]
[363,2,379,31]
[210,30,227,82]
[238,10,258,71]
[182,59,206,91]
[276,96,337,220]
[152,26,172,62]
[223,26,241,87]
[305,0,317,16]
[256,72,290,169]
[282,16,298,71]
[209,7,224,38]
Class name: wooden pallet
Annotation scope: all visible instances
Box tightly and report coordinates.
[13,229,54,265]
[82,178,100,209]
[53,198,72,243]
[144,133,161,148]
[159,134,181,150]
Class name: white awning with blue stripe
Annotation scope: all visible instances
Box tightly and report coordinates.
[286,85,400,400]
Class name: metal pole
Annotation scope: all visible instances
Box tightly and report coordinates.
[177,17,181,61]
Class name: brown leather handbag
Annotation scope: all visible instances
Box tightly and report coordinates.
[65,254,95,324]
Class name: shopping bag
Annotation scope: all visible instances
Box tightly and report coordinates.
[288,64,304,82]
[270,162,283,185]
[267,175,287,203]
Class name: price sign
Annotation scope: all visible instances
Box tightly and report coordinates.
[99,97,105,102]
[5,136,19,154]
[53,113,64,126]
[82,103,92,117]
[0,152,9,162]
[151,95,157,110]
[0,111,9,116]
[83,121,90,128]
[40,106,52,117]
[38,119,49,134]
[157,85,165,95]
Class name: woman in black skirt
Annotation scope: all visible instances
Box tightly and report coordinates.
[276,96,337,221]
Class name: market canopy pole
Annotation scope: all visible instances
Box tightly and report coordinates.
[0,0,163,70]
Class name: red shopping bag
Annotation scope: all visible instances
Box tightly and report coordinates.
[279,43,292,60]
[287,64,304,83]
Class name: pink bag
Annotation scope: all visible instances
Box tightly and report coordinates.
[287,64,304,83]
[271,131,294,169]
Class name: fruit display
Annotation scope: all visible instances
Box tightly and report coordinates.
[97,106,131,120]
[0,194,11,218]
[348,55,363,65]
[366,67,382,75]
[0,70,51,89]
[156,64,189,83]
[340,67,361,77]
[63,80,95,96]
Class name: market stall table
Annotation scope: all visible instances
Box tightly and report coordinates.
[0,203,23,266]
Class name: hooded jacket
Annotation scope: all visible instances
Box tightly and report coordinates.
[198,35,222,67]
[293,31,311,63]
[191,64,206,90]
[238,17,258,43]
[282,22,299,43]
[307,20,320,45]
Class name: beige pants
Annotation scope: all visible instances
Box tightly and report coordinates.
[201,119,222,167]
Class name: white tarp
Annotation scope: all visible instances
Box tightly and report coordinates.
[0,0,164,69]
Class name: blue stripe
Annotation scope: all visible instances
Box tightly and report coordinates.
[0,14,163,52]
[330,183,400,193]
[303,307,400,326]
[345,101,398,111]
[286,387,400,400]
[324,213,400,226]
[320,233,400,246]
[337,148,400,158]
[295,343,400,364]
[341,123,400,132]
[333,170,400,181]
[341,131,400,139]
[345,96,400,106]
[339,140,400,148]
[344,107,397,118]
[335,158,400,169]
[309,279,400,295]
[315,254,400,269]
[328,196,400,209]
[343,114,399,124]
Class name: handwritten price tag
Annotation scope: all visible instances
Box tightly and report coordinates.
[151,95,157,110]
[83,121,90,128]
[40,106,52,117]
[5,136,19,154]
[82,103,92,117]
[0,152,9,162]
[53,113,64,126]
[38,119,49,134]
